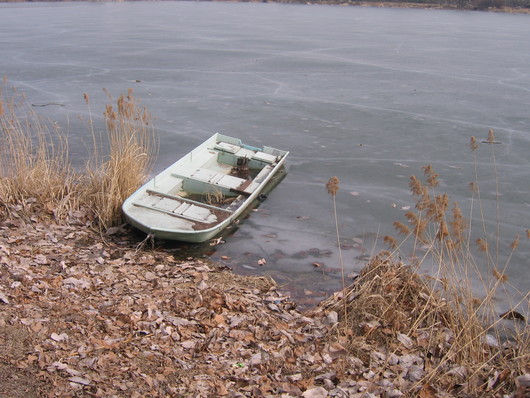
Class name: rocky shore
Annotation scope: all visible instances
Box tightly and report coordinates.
[1,203,528,397]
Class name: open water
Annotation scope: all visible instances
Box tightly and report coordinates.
[1,1,529,310]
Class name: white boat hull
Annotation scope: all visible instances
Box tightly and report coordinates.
[122,133,288,242]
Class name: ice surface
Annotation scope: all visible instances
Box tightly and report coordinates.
[1,2,529,308]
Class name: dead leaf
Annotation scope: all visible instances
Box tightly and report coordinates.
[328,343,348,359]
[0,292,9,304]
[209,237,225,246]
[62,277,91,289]
[302,386,328,398]
[249,352,262,366]
[419,384,437,398]
[213,314,226,326]
[397,333,413,349]
[68,376,91,386]
[34,254,47,265]
[2,201,525,398]
[181,340,196,349]
[325,311,338,325]
[50,332,69,342]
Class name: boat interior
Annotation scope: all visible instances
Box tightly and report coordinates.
[170,139,281,199]
[125,136,287,232]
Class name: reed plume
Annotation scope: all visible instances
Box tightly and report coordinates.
[487,128,496,143]
[393,221,410,235]
[470,136,478,151]
[326,176,348,321]
[383,235,398,249]
[449,202,467,247]
[422,164,439,188]
[326,176,339,196]
[476,237,488,252]
[492,268,508,282]
[409,175,423,196]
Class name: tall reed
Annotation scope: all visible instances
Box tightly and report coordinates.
[0,84,76,219]
[81,89,157,230]
[325,128,528,396]
[326,176,348,322]
[0,81,157,228]
[326,176,345,289]
[388,132,528,394]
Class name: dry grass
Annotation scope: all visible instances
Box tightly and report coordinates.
[0,81,157,229]
[0,84,77,220]
[325,129,529,396]
[81,89,157,230]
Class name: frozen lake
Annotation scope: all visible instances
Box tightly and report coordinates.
[1,1,529,309]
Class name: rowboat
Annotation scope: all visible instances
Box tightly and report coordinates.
[122,133,289,242]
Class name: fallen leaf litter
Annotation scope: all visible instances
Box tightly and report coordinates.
[0,209,528,397]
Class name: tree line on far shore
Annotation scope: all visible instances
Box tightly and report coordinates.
[272,0,530,11]
[2,0,530,12]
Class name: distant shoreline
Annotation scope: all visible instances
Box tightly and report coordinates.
[1,0,530,14]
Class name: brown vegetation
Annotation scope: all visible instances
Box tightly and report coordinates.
[0,81,156,230]
[320,133,529,396]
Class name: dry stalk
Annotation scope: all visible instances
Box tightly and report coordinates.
[326,176,347,322]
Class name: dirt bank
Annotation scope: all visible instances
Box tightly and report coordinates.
[0,206,528,397]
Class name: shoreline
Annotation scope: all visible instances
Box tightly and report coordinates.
[0,0,529,14]
[1,209,528,396]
